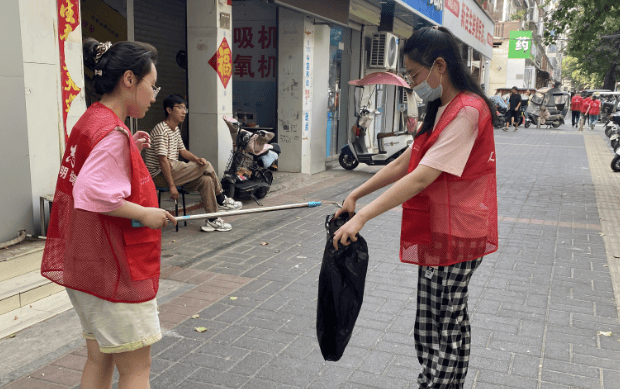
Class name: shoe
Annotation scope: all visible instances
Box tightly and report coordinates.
[502,128,509,132]
[218,196,242,212]
[201,218,232,232]
[514,127,518,132]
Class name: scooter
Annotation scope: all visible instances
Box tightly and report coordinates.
[608,113,620,172]
[339,72,419,170]
[221,116,280,201]
[525,106,564,128]
[605,112,619,138]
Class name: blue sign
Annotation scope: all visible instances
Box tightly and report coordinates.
[402,0,443,25]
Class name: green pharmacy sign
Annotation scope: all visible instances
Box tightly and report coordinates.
[508,31,532,59]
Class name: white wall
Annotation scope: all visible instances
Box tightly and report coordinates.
[506,58,526,88]
[186,0,233,177]
[309,24,329,174]
[277,8,304,172]
[0,0,34,242]
[18,0,86,234]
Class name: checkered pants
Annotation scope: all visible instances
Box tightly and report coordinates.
[414,257,482,389]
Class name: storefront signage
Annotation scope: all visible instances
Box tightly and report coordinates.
[442,0,493,59]
[208,37,233,88]
[232,21,277,81]
[401,0,443,25]
[57,0,81,141]
[508,30,532,59]
[275,0,349,26]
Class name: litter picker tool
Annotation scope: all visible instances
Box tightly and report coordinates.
[132,201,326,227]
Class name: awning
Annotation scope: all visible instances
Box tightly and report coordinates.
[351,0,438,30]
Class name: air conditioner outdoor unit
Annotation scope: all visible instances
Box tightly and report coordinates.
[369,32,398,71]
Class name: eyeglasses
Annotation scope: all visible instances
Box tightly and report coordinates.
[173,105,188,113]
[402,68,424,87]
[141,78,161,99]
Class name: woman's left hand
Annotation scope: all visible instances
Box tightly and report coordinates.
[332,214,365,250]
[133,131,151,151]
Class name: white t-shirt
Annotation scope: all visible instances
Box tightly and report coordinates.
[417,104,479,177]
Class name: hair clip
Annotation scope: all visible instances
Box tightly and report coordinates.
[94,41,112,64]
[94,69,103,76]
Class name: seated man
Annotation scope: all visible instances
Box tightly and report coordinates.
[144,94,241,232]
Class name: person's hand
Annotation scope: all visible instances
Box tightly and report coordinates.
[133,131,151,151]
[140,207,177,229]
[334,196,356,219]
[332,214,365,250]
[195,158,207,166]
[169,186,179,201]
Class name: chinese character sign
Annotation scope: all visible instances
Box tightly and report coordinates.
[232,21,277,81]
[57,0,81,142]
[508,30,532,59]
[208,37,233,88]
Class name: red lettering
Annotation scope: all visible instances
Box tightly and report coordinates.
[233,54,255,78]
[233,27,254,49]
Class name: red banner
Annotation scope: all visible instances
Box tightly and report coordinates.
[57,0,81,142]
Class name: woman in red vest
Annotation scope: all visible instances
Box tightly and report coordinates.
[334,26,498,388]
[41,38,175,388]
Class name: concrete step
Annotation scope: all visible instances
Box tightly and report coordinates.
[0,240,45,282]
[0,271,64,316]
[0,290,71,340]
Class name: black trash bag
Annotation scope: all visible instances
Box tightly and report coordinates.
[316,212,369,361]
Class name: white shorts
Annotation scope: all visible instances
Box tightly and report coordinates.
[66,288,162,354]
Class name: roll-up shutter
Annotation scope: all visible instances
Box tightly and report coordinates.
[134,0,187,133]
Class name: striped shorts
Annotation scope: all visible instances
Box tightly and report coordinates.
[414,257,482,389]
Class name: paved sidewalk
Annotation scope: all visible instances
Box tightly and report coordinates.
[1,122,619,388]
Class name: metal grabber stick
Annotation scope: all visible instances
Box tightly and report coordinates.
[132,201,325,227]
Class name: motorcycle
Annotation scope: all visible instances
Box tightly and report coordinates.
[524,87,569,129]
[606,112,620,138]
[608,112,620,172]
[490,95,508,129]
[612,148,620,172]
[339,72,419,170]
[221,116,280,201]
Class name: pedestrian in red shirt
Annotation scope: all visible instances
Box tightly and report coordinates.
[579,92,592,131]
[588,95,601,129]
[571,92,583,127]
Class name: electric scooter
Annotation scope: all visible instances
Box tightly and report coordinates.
[339,72,419,170]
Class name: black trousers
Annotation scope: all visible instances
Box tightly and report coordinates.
[572,110,580,126]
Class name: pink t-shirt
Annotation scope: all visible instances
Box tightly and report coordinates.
[73,129,132,213]
[418,105,479,177]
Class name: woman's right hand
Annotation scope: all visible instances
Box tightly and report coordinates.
[140,208,177,229]
[334,195,356,219]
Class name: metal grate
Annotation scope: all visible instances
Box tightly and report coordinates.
[370,33,386,67]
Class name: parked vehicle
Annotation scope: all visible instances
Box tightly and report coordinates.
[490,95,508,129]
[221,116,280,200]
[597,92,620,126]
[339,72,419,170]
[607,113,620,172]
[524,87,570,128]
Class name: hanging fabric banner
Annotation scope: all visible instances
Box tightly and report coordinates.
[57,0,82,142]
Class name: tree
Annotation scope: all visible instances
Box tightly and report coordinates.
[562,56,602,90]
[544,0,620,90]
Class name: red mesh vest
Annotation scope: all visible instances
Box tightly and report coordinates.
[400,92,498,267]
[41,102,161,303]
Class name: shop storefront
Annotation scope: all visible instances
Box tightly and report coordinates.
[443,0,494,92]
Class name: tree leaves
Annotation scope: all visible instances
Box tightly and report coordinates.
[544,0,620,87]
